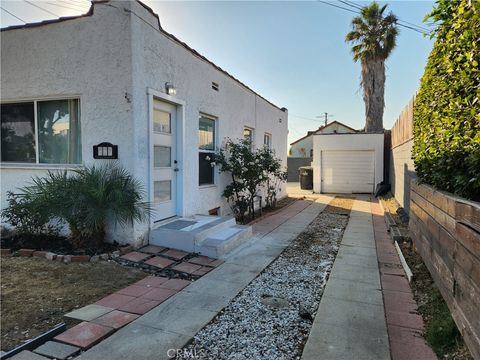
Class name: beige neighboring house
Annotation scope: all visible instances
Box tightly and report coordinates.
[289,121,357,158]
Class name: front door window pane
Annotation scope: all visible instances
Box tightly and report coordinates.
[0,102,36,162]
[154,146,171,167]
[37,99,81,164]
[153,109,171,133]
[199,117,215,150]
[154,180,171,202]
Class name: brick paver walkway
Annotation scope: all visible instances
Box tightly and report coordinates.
[372,200,437,360]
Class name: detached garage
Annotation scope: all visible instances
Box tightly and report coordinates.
[312,133,384,194]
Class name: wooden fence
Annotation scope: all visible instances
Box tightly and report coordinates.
[391,96,415,148]
[389,96,416,212]
[409,181,480,359]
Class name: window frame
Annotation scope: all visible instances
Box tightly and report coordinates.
[264,132,272,149]
[1,96,82,167]
[244,126,254,148]
[198,113,217,187]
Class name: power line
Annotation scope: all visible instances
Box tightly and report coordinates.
[1,6,26,23]
[326,0,429,34]
[59,0,89,10]
[24,0,59,17]
[316,0,429,35]
[45,1,87,12]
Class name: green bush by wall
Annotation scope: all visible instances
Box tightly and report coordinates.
[413,0,480,201]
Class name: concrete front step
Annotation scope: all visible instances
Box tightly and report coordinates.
[197,225,253,259]
[149,215,250,258]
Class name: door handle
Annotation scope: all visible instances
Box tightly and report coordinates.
[174,160,179,172]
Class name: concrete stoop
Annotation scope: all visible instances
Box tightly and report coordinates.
[149,215,252,259]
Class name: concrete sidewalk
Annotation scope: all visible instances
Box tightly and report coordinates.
[80,195,333,360]
[302,196,390,360]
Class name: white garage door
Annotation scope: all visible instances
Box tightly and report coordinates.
[321,150,375,193]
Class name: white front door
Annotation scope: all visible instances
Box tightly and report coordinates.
[152,99,177,222]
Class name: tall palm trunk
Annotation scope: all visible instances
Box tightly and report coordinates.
[361,59,386,132]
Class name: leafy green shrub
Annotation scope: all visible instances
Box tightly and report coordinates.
[412,0,480,201]
[214,138,287,223]
[8,162,150,248]
[1,191,60,236]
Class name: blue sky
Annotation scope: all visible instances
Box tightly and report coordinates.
[0,0,435,145]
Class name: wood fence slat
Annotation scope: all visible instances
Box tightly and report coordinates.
[409,182,480,359]
[456,200,480,233]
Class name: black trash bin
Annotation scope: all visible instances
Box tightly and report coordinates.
[299,166,313,190]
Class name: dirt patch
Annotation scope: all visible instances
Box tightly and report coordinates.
[381,194,472,360]
[0,257,146,351]
[247,196,298,225]
[1,233,119,256]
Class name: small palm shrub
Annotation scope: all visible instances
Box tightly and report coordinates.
[4,162,150,248]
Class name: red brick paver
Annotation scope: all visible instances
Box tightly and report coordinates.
[144,256,175,269]
[120,251,150,263]
[371,200,436,360]
[162,249,189,260]
[188,255,216,266]
[117,297,161,315]
[95,293,136,309]
[54,322,113,349]
[91,310,139,329]
[18,249,35,257]
[140,245,166,254]
[141,287,177,302]
[192,266,213,276]
[134,275,169,288]
[171,262,202,274]
[159,278,191,291]
[116,284,152,297]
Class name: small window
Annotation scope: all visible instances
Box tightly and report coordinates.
[212,82,219,91]
[244,127,254,147]
[199,115,216,186]
[1,99,81,164]
[264,133,272,149]
[153,109,171,133]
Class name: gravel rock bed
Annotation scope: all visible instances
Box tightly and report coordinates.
[178,198,353,360]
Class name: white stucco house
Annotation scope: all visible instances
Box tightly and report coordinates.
[0,0,288,248]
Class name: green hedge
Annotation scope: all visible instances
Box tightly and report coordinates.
[413,0,480,201]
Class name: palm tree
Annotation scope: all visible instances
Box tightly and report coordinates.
[346,2,398,132]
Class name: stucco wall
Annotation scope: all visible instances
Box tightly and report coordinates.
[0,0,288,244]
[0,3,136,243]
[312,133,384,193]
[128,1,287,220]
[390,139,416,213]
[290,136,313,158]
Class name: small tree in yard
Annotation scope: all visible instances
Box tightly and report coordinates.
[214,138,287,223]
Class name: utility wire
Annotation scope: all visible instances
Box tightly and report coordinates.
[340,0,430,31]
[59,0,89,10]
[45,2,87,12]
[317,0,428,35]
[1,6,26,23]
[24,1,60,17]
